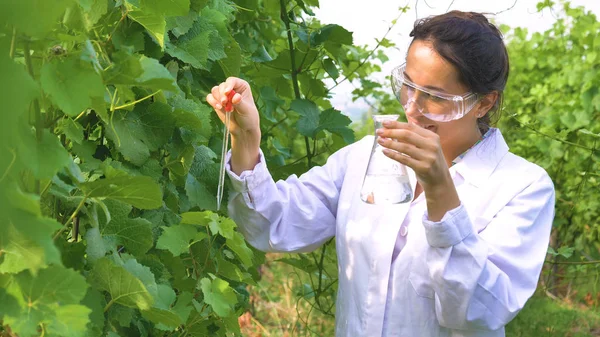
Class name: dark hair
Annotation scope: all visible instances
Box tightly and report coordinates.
[409,11,509,133]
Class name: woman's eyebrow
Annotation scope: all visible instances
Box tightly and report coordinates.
[403,71,448,93]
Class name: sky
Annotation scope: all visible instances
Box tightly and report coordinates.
[313,0,600,120]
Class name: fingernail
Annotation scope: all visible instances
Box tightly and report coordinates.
[376,128,383,135]
[382,121,391,126]
[216,104,222,110]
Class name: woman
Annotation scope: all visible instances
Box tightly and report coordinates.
[206,11,555,337]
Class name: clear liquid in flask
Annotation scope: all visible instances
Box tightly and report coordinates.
[360,114,413,204]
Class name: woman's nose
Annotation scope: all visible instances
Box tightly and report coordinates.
[404,95,424,117]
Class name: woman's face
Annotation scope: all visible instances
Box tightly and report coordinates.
[403,39,484,153]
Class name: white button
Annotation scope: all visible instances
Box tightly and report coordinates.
[400,226,408,237]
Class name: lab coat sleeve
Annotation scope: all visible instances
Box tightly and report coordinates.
[225,141,357,253]
[422,170,555,331]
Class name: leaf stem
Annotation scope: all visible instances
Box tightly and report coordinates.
[510,116,593,151]
[107,8,128,44]
[544,259,600,265]
[24,40,43,194]
[74,109,87,121]
[104,298,116,312]
[9,27,16,59]
[315,240,328,310]
[326,11,402,93]
[0,147,16,183]
[111,90,161,111]
[280,0,314,167]
[53,194,89,240]
[279,0,301,99]
[264,116,289,135]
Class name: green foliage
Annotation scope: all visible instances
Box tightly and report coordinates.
[0,0,391,334]
[500,3,600,259]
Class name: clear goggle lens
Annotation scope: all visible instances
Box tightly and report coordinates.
[391,64,480,122]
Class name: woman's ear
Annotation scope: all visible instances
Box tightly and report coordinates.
[475,91,499,118]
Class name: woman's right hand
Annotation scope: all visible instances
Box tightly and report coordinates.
[206,77,260,138]
[206,77,261,175]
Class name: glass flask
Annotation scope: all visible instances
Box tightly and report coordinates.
[360,115,413,204]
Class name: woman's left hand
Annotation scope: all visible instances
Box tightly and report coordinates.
[376,121,450,190]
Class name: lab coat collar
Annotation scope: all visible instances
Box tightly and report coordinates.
[451,128,509,188]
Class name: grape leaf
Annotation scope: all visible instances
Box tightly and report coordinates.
[127,4,167,48]
[46,305,92,337]
[199,277,237,317]
[85,227,107,262]
[0,288,21,319]
[143,0,190,17]
[206,213,234,239]
[0,0,73,37]
[180,211,212,226]
[99,200,154,256]
[226,232,253,268]
[314,24,353,45]
[18,129,71,180]
[80,0,109,28]
[156,225,198,256]
[251,44,273,63]
[166,11,198,37]
[259,86,284,122]
[4,266,89,337]
[216,255,248,282]
[40,56,105,117]
[81,289,106,334]
[106,102,175,166]
[88,258,154,310]
[80,174,163,209]
[291,99,320,138]
[103,51,144,85]
[56,117,84,144]
[185,175,217,211]
[218,37,242,77]
[141,284,182,329]
[172,291,194,323]
[166,19,225,69]
[316,108,355,143]
[0,216,62,275]
[104,52,177,91]
[323,58,339,79]
[185,146,218,210]
[142,308,182,330]
[122,257,159,299]
[137,56,178,91]
[0,46,38,119]
[170,94,212,142]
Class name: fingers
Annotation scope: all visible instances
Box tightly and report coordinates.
[377,137,426,161]
[225,77,249,94]
[212,78,247,110]
[218,82,228,105]
[376,127,426,149]
[381,148,426,172]
[231,92,242,105]
[208,86,223,110]
[382,120,434,138]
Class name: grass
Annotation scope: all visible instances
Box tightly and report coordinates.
[506,294,600,337]
[240,253,336,337]
[240,253,600,337]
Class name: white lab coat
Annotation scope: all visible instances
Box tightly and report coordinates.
[226,128,555,337]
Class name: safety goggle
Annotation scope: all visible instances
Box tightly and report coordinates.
[391,63,480,122]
